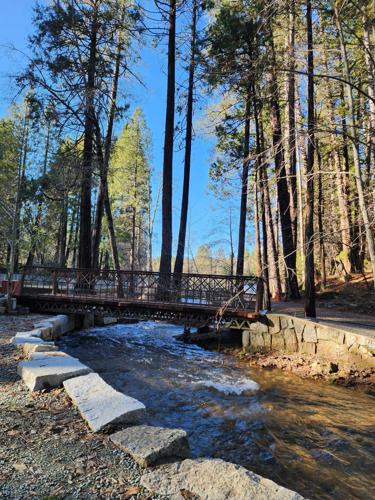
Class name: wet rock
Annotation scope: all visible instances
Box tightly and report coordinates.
[17,354,92,391]
[111,425,190,467]
[63,373,146,432]
[140,458,304,500]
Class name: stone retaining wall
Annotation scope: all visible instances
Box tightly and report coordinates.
[242,314,375,372]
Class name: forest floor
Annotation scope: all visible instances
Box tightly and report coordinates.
[0,314,163,500]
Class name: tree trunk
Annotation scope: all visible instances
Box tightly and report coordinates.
[253,88,281,299]
[104,186,124,297]
[236,90,251,275]
[174,0,197,275]
[92,9,125,268]
[159,0,176,276]
[58,194,68,267]
[304,0,316,317]
[317,143,326,289]
[78,6,98,270]
[268,29,300,299]
[323,43,353,274]
[286,0,298,248]
[334,5,375,287]
[10,110,29,276]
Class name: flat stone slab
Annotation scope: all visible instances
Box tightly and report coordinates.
[15,329,42,339]
[29,351,70,360]
[63,373,146,432]
[141,459,304,500]
[33,321,54,340]
[18,354,92,392]
[23,343,58,356]
[111,425,190,467]
[12,336,46,346]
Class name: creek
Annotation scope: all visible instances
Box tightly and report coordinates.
[59,321,375,499]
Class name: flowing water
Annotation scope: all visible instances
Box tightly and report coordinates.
[59,321,375,499]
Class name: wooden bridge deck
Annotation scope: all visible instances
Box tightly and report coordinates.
[17,267,263,325]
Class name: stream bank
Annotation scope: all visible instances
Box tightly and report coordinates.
[0,314,162,499]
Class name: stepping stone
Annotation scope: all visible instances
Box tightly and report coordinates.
[140,458,304,500]
[17,354,92,392]
[12,336,46,346]
[33,321,54,340]
[29,351,70,360]
[110,425,190,467]
[23,343,58,356]
[15,329,42,338]
[63,373,146,432]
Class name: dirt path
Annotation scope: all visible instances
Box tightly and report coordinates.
[0,314,164,499]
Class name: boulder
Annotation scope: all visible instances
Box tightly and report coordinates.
[18,354,92,391]
[140,459,304,500]
[111,425,190,467]
[63,373,145,432]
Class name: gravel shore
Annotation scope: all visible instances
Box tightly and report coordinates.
[0,314,165,499]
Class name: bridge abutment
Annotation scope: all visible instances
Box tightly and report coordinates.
[241,314,375,376]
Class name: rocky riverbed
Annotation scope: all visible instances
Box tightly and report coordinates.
[0,314,164,499]
[222,347,375,388]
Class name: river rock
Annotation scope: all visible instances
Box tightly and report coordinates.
[111,425,190,467]
[17,354,92,391]
[63,373,146,432]
[140,458,304,500]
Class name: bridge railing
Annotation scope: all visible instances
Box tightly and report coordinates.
[21,266,261,311]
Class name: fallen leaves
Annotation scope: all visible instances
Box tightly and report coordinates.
[120,486,140,499]
[12,463,27,472]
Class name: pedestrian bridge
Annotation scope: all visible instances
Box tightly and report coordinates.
[17,266,263,327]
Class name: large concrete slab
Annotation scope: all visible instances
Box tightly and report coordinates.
[17,354,92,392]
[63,373,146,432]
[110,425,190,467]
[141,459,304,500]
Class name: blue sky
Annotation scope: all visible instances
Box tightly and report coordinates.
[0,1,245,258]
